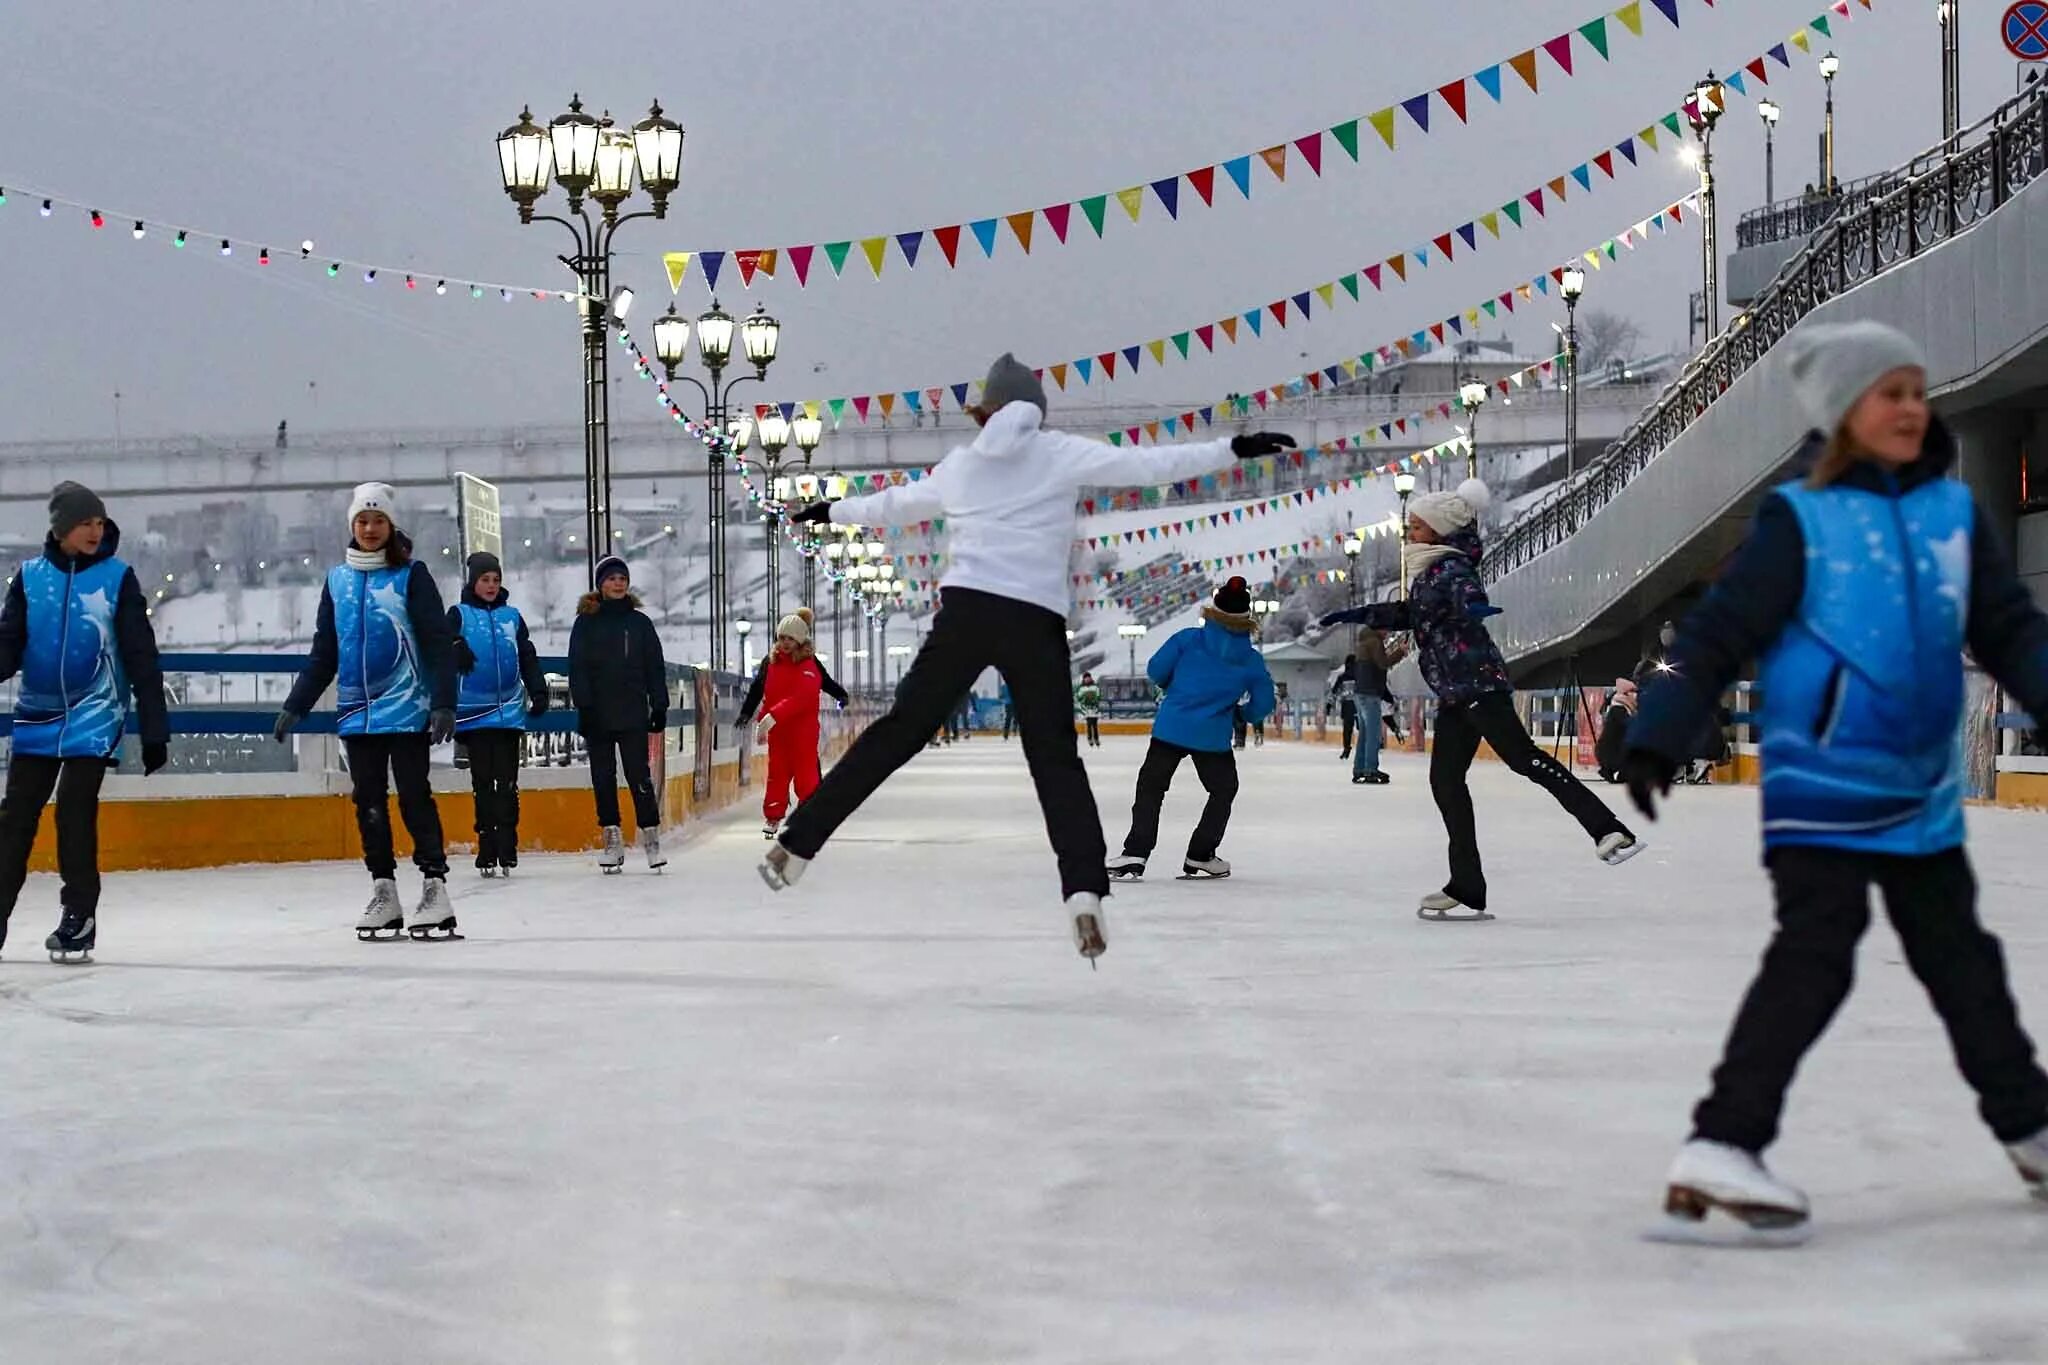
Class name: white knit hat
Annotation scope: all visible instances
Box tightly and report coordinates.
[1408,477,1493,536]
[775,607,814,643]
[348,481,399,528]
[1784,320,1927,436]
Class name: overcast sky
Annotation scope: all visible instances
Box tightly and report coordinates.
[0,0,2025,445]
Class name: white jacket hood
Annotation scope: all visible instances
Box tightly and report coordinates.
[827,404,1243,618]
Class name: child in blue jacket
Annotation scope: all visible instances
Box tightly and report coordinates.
[0,483,170,962]
[449,551,549,877]
[1107,577,1274,881]
[1626,321,2048,1241]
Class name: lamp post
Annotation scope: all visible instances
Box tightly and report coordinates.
[1117,623,1148,679]
[1684,71,1725,342]
[1251,599,1280,628]
[1394,470,1417,597]
[790,414,825,608]
[1757,97,1782,204]
[1938,4,1960,143]
[1456,375,1489,483]
[649,298,782,672]
[744,409,793,624]
[1343,535,1363,610]
[734,617,754,677]
[1559,264,1586,520]
[497,96,682,583]
[888,644,914,686]
[1819,50,1840,191]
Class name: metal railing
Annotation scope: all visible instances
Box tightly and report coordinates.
[1733,170,1896,250]
[1485,78,2048,586]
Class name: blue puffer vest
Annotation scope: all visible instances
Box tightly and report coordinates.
[330,562,429,736]
[455,600,529,733]
[14,552,131,759]
[1759,476,1974,854]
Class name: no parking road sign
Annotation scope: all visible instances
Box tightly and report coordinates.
[2007,1,2048,61]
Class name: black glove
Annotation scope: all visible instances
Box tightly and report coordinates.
[528,693,550,719]
[454,639,478,675]
[142,741,169,776]
[788,502,834,526]
[1231,431,1299,460]
[430,708,456,745]
[1622,749,1677,821]
[649,709,669,734]
[272,709,303,744]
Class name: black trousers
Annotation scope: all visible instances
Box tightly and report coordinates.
[1340,700,1357,751]
[588,730,660,830]
[1693,846,2048,1152]
[1121,739,1238,863]
[1084,716,1101,747]
[345,733,448,881]
[464,729,524,866]
[0,755,110,942]
[781,587,1109,898]
[1431,692,1627,911]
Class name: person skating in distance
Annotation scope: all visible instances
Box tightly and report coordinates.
[1313,476,1640,922]
[1624,321,2048,1244]
[448,551,550,877]
[0,483,170,963]
[569,556,669,873]
[770,351,1298,962]
[277,483,460,940]
[1074,672,1104,749]
[735,608,847,839]
[1107,577,1274,882]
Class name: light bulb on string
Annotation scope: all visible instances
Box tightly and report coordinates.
[435,280,446,295]
[258,248,269,265]
[363,270,376,284]
[404,275,415,290]
[218,239,230,256]
[470,285,483,299]
[39,200,51,217]
[300,240,314,259]
[131,220,145,239]
[90,210,104,228]
[326,263,338,277]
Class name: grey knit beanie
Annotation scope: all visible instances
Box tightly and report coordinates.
[1784,320,1926,437]
[979,352,1047,415]
[48,482,107,537]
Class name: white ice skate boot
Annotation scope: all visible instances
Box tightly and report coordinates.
[1179,856,1231,880]
[758,841,809,892]
[1598,831,1646,866]
[2007,1128,2048,1202]
[357,879,404,941]
[1106,854,1147,880]
[407,878,461,941]
[1065,892,1108,962]
[641,828,667,872]
[1651,1139,1811,1247]
[762,821,779,841]
[598,825,626,874]
[1418,891,1493,923]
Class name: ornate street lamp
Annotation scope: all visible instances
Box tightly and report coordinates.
[1757,98,1782,205]
[1560,264,1587,521]
[1394,470,1417,597]
[1117,622,1148,679]
[1457,375,1490,480]
[1343,535,1364,609]
[1819,51,1841,190]
[1685,71,1726,341]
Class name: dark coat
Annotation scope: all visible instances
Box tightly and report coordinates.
[567,591,668,735]
[1631,422,2048,765]
[1319,526,1511,704]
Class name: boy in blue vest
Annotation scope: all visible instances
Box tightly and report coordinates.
[1628,321,2048,1242]
[0,483,169,962]
[1107,578,1274,881]
[277,483,459,940]
[449,551,549,877]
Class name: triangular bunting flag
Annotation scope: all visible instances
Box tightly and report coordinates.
[852,396,871,422]
[1650,0,1680,25]
[1549,175,1569,201]
[1526,189,1546,216]
[1075,357,1093,385]
[895,232,922,269]
[1269,300,1288,328]
[1401,93,1431,133]
[1098,352,1118,379]
[1594,150,1616,178]
[1571,163,1592,191]
[1295,132,1324,175]
[1745,56,1770,83]
[929,226,961,269]
[1508,49,1541,92]
[1640,124,1660,151]
[1172,331,1192,358]
[1243,309,1263,336]
[788,243,815,286]
[1078,196,1108,237]
[1438,80,1469,123]
[662,251,691,293]
[1330,119,1361,161]
[1777,39,1798,62]
[1223,155,1253,197]
[1457,222,1478,250]
[1219,317,1239,343]
[1614,2,1644,36]
[1260,145,1288,180]
[1578,17,1611,59]
[1050,363,1069,390]
[1660,112,1683,138]
[1115,187,1145,222]
[950,382,969,408]
[1811,15,1831,37]
[1150,177,1181,219]
[1339,272,1361,300]
[1368,107,1398,150]
[860,237,887,278]
[734,248,766,287]
[1121,345,1140,371]
[969,220,998,258]
[1186,166,1217,206]
[1148,339,1167,365]
[1196,324,1215,351]
[1387,254,1407,281]
[699,250,726,291]
[1293,290,1313,318]
[1043,203,1072,244]
[1316,282,1336,308]
[1473,64,1504,104]
[1005,212,1035,252]
[1617,136,1639,165]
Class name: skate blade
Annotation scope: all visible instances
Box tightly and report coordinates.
[47,949,93,964]
[356,926,404,942]
[758,861,789,893]
[1073,913,1107,961]
[1418,907,1495,923]
[600,865,623,875]
[1107,869,1145,881]
[1645,1186,1811,1247]
[407,922,464,941]
[1600,839,1647,867]
[1176,871,1230,880]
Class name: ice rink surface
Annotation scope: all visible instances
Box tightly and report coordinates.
[4,735,2047,1364]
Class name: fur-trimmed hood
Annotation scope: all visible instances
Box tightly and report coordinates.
[578,589,643,616]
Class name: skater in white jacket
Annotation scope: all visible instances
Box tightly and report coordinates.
[771,352,1297,960]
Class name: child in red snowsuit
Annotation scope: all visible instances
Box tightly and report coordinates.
[735,608,847,837]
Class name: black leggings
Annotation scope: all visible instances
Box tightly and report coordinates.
[0,755,109,938]
[588,731,660,830]
[345,733,448,880]
[1431,693,1627,910]
[464,729,524,865]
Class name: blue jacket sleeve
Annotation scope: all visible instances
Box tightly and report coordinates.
[1246,660,1278,725]
[284,583,338,716]
[1965,496,2048,722]
[516,615,549,712]
[1631,493,1805,762]
[1145,630,1186,691]
[406,565,455,712]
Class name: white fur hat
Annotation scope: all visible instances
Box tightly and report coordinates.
[1408,477,1493,536]
[348,481,399,528]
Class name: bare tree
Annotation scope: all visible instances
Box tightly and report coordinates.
[1576,309,1648,373]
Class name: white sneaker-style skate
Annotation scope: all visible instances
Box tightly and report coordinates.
[598,825,626,874]
[407,878,461,941]
[762,822,780,841]
[1418,891,1493,923]
[1598,832,1646,866]
[2007,1128,2048,1202]
[357,879,404,941]
[640,828,666,872]
[758,841,809,892]
[1179,857,1231,880]
[1066,892,1108,962]
[1650,1139,1811,1247]
[1106,854,1147,880]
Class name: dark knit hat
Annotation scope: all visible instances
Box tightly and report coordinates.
[1212,576,1251,615]
[980,352,1047,415]
[594,554,630,587]
[466,551,503,590]
[49,482,107,538]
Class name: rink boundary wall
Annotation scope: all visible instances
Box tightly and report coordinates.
[24,731,861,874]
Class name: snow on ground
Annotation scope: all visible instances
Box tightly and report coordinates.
[4,739,2047,1363]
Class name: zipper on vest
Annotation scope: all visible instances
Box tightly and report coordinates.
[1815,663,1847,746]
[1888,489,1926,748]
[56,561,75,752]
[358,571,371,727]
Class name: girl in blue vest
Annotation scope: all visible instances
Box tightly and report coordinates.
[0,483,170,962]
[1628,321,2048,1241]
[277,483,460,940]
[449,551,549,878]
